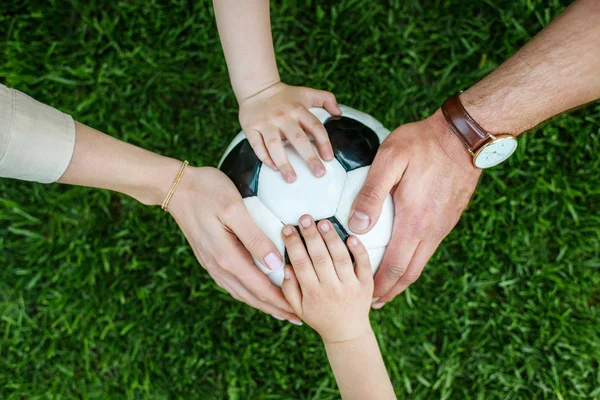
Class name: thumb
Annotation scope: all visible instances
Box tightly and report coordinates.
[348,149,406,234]
[304,88,342,116]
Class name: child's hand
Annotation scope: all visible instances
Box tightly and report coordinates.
[281,215,374,343]
[238,82,342,183]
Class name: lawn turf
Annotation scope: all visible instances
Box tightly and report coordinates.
[1,0,599,398]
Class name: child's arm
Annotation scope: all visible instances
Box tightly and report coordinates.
[212,0,342,182]
[280,216,396,400]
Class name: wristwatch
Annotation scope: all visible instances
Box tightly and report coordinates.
[441,94,517,168]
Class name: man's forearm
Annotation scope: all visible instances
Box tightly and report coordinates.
[324,330,396,400]
[461,0,600,136]
[58,122,182,206]
[212,0,280,101]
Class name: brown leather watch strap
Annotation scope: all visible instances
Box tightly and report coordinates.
[441,94,491,153]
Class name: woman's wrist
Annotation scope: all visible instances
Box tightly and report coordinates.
[125,156,184,206]
[58,121,185,207]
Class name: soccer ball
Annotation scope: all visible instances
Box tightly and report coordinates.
[218,105,394,287]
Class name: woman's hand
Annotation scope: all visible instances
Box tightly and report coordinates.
[238,82,341,182]
[168,166,299,322]
[280,214,373,343]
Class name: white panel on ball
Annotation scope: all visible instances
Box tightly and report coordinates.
[334,166,394,249]
[338,104,384,132]
[258,144,347,225]
[267,270,285,287]
[242,196,285,275]
[374,126,391,144]
[366,247,386,274]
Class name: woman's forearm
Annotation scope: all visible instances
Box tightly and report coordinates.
[324,329,396,400]
[57,122,182,206]
[212,0,280,101]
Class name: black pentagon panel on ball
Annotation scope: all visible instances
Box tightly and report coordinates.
[326,216,350,243]
[219,139,262,198]
[324,116,380,171]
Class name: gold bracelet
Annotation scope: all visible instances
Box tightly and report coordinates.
[161,160,189,211]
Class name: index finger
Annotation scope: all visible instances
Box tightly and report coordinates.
[222,228,295,314]
[224,201,285,273]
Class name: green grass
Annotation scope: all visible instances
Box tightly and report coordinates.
[1,0,599,398]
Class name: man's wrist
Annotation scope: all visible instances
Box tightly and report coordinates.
[460,87,532,137]
[427,109,481,172]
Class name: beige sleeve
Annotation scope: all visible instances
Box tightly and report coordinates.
[0,84,76,183]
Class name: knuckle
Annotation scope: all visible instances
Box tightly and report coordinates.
[312,122,326,134]
[333,256,350,267]
[378,143,401,161]
[221,202,243,223]
[248,137,265,150]
[295,258,313,271]
[266,137,281,148]
[385,263,407,281]
[357,185,385,208]
[307,157,320,166]
[214,254,231,270]
[293,131,308,143]
[245,234,267,254]
[311,254,330,266]
[257,293,268,303]
[401,270,422,285]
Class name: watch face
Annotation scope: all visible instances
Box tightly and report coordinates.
[474,137,518,168]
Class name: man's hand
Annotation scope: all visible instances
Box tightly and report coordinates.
[168,166,299,322]
[348,110,481,308]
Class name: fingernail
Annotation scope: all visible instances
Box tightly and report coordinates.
[271,314,285,321]
[347,236,359,247]
[264,252,284,271]
[288,319,303,326]
[282,225,294,236]
[325,150,334,160]
[371,297,380,304]
[284,268,291,280]
[314,165,325,177]
[349,212,370,232]
[285,172,296,183]
[319,222,330,233]
[300,217,311,228]
[372,302,385,310]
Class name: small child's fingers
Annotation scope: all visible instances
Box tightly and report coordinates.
[305,88,342,116]
[281,121,325,178]
[261,125,297,183]
[246,130,278,171]
[317,220,355,283]
[298,109,334,162]
[347,236,373,283]
[298,215,338,284]
[281,225,318,289]
[281,265,303,317]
